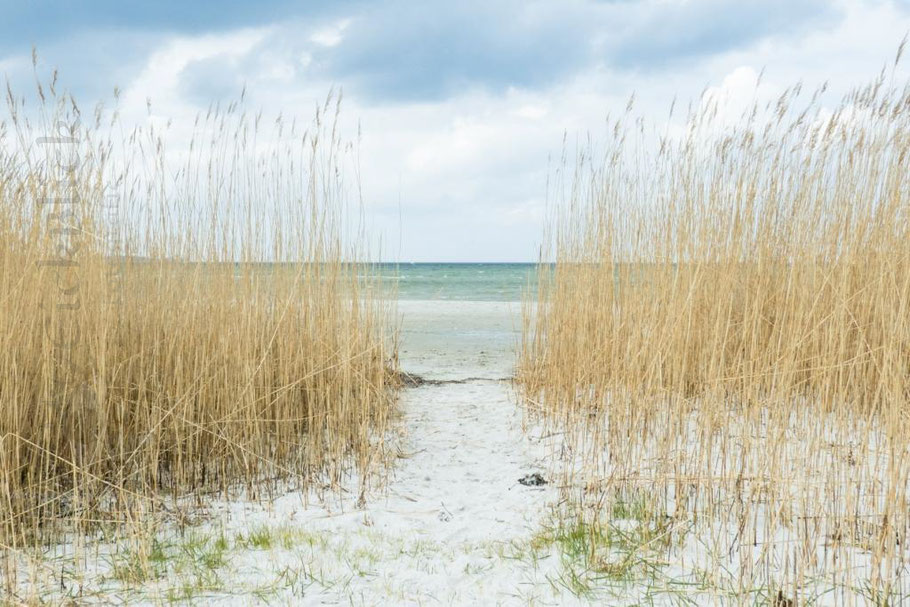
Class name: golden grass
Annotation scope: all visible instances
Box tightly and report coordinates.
[520,49,910,602]
[0,67,397,579]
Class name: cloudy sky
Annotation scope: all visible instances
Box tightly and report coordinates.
[2,0,909,261]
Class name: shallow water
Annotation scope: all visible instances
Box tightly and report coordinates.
[397,300,523,381]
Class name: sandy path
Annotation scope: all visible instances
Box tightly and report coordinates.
[204,301,569,605]
[383,300,552,541]
[386,379,548,543]
[294,300,559,604]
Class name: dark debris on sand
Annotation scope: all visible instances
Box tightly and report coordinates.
[396,370,512,387]
[518,473,548,487]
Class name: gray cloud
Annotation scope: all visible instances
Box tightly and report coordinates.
[308,1,598,101]
[610,0,841,69]
[295,0,842,101]
[0,0,347,55]
[5,0,844,105]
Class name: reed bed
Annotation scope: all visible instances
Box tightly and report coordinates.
[520,52,910,603]
[0,69,397,593]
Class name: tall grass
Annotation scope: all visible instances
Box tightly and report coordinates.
[0,66,397,579]
[520,49,910,602]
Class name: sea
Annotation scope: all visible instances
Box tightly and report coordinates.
[373,262,540,302]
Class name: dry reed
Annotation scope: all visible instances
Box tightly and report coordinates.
[0,64,397,594]
[520,48,910,603]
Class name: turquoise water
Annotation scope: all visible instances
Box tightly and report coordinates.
[221,262,540,302]
[373,263,539,302]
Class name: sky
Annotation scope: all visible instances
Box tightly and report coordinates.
[2,0,909,262]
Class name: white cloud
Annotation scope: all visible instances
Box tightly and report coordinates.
[513,104,549,120]
[309,19,350,48]
[702,66,764,123]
